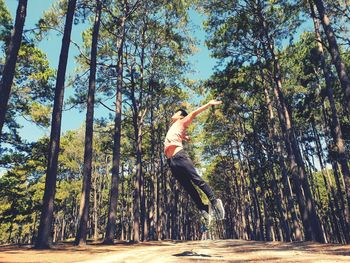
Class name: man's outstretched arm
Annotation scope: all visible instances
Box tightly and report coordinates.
[182,100,222,126]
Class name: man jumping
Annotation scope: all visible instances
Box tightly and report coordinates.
[164,100,225,221]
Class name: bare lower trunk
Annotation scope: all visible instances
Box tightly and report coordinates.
[35,0,77,249]
[104,13,125,244]
[75,0,101,246]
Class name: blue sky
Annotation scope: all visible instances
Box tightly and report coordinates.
[4,0,217,143]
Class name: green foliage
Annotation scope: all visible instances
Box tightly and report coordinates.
[27,102,51,127]
[0,168,32,243]
[0,0,12,47]
[1,39,55,164]
[35,0,70,41]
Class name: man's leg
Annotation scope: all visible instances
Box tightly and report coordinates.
[169,151,224,219]
[177,155,216,203]
[179,155,225,219]
[171,165,208,212]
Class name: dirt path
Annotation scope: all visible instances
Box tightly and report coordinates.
[1,239,350,263]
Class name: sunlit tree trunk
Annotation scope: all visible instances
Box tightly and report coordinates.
[35,0,77,249]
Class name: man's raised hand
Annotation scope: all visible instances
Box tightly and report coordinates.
[208,100,223,106]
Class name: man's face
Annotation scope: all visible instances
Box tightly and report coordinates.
[171,111,184,122]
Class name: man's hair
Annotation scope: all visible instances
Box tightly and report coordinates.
[175,108,188,117]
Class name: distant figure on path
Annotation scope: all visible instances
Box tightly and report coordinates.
[164,100,225,221]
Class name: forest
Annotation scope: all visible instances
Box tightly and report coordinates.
[1,0,350,249]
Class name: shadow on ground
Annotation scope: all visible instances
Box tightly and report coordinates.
[173,250,213,257]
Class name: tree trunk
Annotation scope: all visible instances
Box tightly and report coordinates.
[139,23,147,242]
[273,71,324,242]
[132,147,141,242]
[104,20,125,244]
[75,0,102,246]
[249,113,267,241]
[31,213,37,244]
[235,132,258,240]
[130,22,147,240]
[35,0,77,249]
[261,67,295,242]
[257,4,325,242]
[313,0,350,112]
[312,120,345,243]
[310,2,350,240]
[0,0,27,137]
[157,125,164,240]
[61,216,66,241]
[132,109,146,242]
[149,89,156,240]
[93,172,98,240]
[120,165,125,241]
[246,157,264,241]
[228,143,247,239]
[321,104,350,243]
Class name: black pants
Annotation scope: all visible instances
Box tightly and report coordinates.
[167,150,216,212]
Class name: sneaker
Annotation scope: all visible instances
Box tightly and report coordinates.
[211,199,225,220]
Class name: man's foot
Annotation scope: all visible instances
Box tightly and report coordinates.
[211,199,225,220]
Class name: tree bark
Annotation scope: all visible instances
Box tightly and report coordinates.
[131,19,147,241]
[157,124,164,240]
[312,120,345,243]
[313,0,350,112]
[272,70,324,242]
[257,8,325,241]
[104,14,126,244]
[321,104,350,243]
[149,84,156,240]
[228,142,247,239]
[310,2,350,240]
[132,108,146,242]
[139,22,147,242]
[120,165,125,241]
[75,0,102,246]
[35,0,77,249]
[0,0,27,138]
[93,171,98,240]
[260,66,296,242]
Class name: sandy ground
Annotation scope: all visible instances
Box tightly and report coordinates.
[1,239,350,263]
